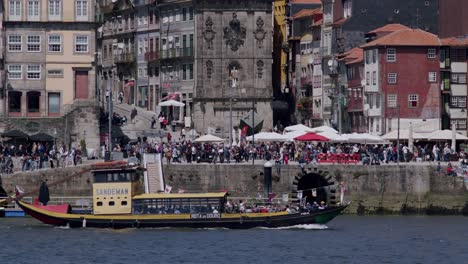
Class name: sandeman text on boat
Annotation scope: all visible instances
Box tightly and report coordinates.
[95,188,129,196]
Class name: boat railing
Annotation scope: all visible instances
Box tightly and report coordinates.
[3,196,93,210]
[228,196,299,205]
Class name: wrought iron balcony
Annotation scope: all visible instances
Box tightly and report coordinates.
[114,53,136,64]
[160,47,194,60]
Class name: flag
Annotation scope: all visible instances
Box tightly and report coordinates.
[15,185,25,196]
[164,185,172,193]
[312,188,317,197]
[178,188,185,194]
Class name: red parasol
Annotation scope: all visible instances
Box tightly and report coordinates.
[293,132,329,142]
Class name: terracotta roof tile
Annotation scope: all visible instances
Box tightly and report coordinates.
[339,48,364,65]
[367,24,411,34]
[361,29,441,48]
[333,17,348,26]
[440,37,468,47]
[313,18,323,26]
[293,8,321,19]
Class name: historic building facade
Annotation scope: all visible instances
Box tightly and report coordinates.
[1,0,99,149]
[192,0,273,136]
[361,28,442,135]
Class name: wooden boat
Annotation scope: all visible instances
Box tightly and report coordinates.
[16,162,349,229]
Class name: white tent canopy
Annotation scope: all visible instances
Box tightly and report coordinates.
[341,133,385,144]
[311,125,338,134]
[158,100,185,107]
[246,132,289,142]
[317,131,348,142]
[193,134,225,143]
[427,129,468,140]
[284,124,314,132]
[382,129,427,140]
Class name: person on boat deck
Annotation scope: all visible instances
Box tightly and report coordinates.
[285,205,292,214]
[239,200,246,213]
[318,201,327,210]
[212,207,219,214]
[312,201,319,211]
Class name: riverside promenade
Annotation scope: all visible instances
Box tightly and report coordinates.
[1,160,467,215]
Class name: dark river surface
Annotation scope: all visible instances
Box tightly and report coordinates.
[0,216,467,264]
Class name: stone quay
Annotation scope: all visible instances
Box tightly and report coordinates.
[2,163,468,215]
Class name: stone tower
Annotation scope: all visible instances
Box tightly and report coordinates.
[193,0,273,136]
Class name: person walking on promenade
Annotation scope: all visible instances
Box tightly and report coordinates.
[118,91,124,104]
[433,145,439,161]
[130,106,138,124]
[151,114,157,129]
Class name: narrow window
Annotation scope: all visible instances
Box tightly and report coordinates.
[48,35,62,52]
[8,35,22,52]
[27,35,41,52]
[428,72,437,83]
[387,73,397,84]
[408,94,419,108]
[427,48,436,59]
[386,48,396,62]
[8,64,22,79]
[75,35,89,53]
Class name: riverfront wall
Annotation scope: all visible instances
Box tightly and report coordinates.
[1,163,468,215]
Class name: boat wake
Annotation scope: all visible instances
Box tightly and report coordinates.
[259,224,328,230]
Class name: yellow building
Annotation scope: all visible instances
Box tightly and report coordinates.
[273,0,287,93]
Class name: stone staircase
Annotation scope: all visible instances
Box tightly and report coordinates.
[142,153,165,193]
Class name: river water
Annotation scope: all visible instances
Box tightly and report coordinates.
[0,216,467,264]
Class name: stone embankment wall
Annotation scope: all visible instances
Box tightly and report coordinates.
[1,164,94,197]
[0,102,100,151]
[2,163,467,215]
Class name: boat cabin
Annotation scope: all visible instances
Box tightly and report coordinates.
[131,192,227,215]
[92,167,144,215]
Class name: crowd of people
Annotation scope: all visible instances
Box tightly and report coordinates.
[109,133,467,171]
[0,142,84,174]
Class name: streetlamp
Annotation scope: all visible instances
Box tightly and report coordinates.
[229,67,238,147]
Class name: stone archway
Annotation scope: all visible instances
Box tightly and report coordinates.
[291,167,337,206]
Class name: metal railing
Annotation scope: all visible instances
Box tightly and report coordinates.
[114,53,136,64]
[160,47,194,60]
[2,196,93,210]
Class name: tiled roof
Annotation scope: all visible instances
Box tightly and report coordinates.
[333,17,348,26]
[367,23,411,34]
[440,37,468,47]
[293,8,321,19]
[339,47,364,65]
[361,29,441,48]
[313,18,323,26]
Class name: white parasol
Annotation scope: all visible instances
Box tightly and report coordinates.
[158,100,185,107]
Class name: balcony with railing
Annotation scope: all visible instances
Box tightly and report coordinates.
[114,53,136,64]
[160,47,194,60]
[145,51,159,62]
